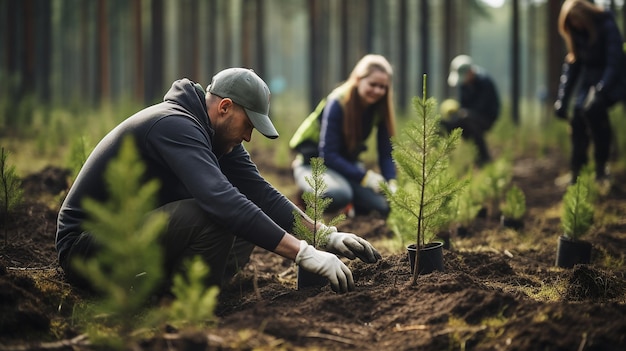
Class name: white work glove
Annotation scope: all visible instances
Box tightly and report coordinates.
[361,170,385,193]
[325,231,382,263]
[295,240,355,293]
[388,179,398,194]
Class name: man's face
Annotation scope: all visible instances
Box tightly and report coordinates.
[212,98,254,157]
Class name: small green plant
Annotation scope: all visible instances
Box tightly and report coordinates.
[0,147,24,247]
[476,158,512,219]
[501,184,526,220]
[292,157,344,248]
[454,178,482,228]
[73,136,169,348]
[383,75,466,283]
[561,169,595,240]
[163,256,219,329]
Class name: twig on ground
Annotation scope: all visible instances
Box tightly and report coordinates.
[0,334,89,351]
[304,332,356,345]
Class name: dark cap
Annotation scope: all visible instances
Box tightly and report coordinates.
[208,68,278,139]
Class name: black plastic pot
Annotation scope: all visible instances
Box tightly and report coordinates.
[297,266,328,290]
[500,215,524,230]
[407,241,444,275]
[555,235,592,268]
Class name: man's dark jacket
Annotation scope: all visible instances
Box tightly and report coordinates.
[459,70,500,130]
[56,78,295,263]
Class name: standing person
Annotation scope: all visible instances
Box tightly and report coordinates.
[554,0,626,185]
[289,54,397,218]
[440,54,500,167]
[56,68,382,295]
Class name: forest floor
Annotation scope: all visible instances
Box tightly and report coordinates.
[1,147,626,351]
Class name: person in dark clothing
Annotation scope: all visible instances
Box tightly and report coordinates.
[56,68,381,294]
[289,54,397,217]
[554,0,626,185]
[440,55,500,166]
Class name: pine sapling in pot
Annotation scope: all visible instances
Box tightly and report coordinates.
[382,75,467,283]
[292,157,345,288]
[500,184,526,230]
[556,169,596,268]
[562,172,595,240]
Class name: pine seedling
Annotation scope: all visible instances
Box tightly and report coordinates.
[73,136,168,347]
[454,186,482,228]
[476,158,512,219]
[383,75,467,282]
[292,157,344,248]
[0,147,23,247]
[501,184,526,220]
[562,169,595,240]
[164,256,219,328]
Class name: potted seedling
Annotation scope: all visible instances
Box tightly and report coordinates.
[383,76,466,284]
[292,157,345,289]
[556,169,596,268]
[500,184,526,230]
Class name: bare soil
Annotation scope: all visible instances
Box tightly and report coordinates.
[1,149,626,351]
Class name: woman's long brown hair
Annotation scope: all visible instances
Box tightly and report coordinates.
[558,0,604,63]
[332,54,396,156]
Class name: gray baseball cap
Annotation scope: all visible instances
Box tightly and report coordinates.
[207,68,278,139]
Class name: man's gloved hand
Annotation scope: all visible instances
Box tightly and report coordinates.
[295,240,354,293]
[361,170,385,193]
[326,232,382,263]
[554,100,568,120]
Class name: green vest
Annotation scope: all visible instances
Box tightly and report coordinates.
[289,85,381,160]
[289,97,328,151]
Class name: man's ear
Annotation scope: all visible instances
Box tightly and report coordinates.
[218,98,234,114]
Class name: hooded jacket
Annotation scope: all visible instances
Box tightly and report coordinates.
[56,78,295,263]
[459,69,500,129]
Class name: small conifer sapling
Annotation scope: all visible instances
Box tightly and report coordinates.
[501,184,526,221]
[74,136,169,346]
[292,157,345,248]
[561,171,595,240]
[383,75,466,283]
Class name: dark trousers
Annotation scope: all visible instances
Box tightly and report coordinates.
[60,199,255,292]
[570,105,612,180]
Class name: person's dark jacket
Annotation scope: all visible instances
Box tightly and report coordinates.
[319,98,396,183]
[459,70,500,130]
[556,10,626,111]
[56,78,295,264]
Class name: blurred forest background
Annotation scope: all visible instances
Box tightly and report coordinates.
[1,0,626,162]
